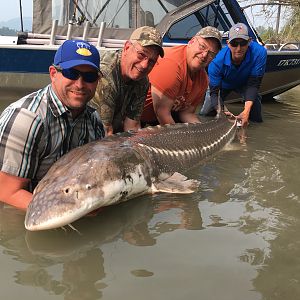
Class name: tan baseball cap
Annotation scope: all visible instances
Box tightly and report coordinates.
[130,26,164,57]
[195,26,222,50]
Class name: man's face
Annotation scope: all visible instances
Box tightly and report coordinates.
[121,41,160,82]
[187,36,219,74]
[227,38,250,63]
[50,64,99,116]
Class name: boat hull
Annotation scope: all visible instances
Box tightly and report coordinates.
[1,46,299,102]
[0,45,54,100]
[0,0,299,101]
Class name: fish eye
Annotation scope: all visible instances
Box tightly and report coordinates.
[64,188,70,194]
[86,184,92,190]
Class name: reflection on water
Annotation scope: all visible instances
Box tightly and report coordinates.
[0,196,204,300]
[0,86,300,300]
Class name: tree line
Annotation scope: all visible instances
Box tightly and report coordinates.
[0,27,19,36]
[241,0,300,43]
[1,1,299,43]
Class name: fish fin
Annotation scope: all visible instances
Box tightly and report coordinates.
[153,172,200,194]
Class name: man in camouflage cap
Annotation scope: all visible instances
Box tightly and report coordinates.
[140,26,222,125]
[196,26,222,50]
[130,26,164,57]
[91,26,164,135]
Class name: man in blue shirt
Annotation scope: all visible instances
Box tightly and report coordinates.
[200,23,267,127]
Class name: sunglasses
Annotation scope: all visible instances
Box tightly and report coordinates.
[229,40,249,47]
[195,38,217,59]
[131,43,157,67]
[54,66,100,83]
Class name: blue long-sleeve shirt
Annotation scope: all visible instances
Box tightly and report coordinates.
[208,41,267,107]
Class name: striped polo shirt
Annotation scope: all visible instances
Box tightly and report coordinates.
[0,85,105,191]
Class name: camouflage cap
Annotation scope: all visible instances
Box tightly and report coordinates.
[228,23,249,42]
[130,26,164,57]
[195,26,222,50]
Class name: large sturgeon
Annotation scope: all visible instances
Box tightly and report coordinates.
[25,114,237,231]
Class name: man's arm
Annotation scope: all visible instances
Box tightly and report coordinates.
[151,86,176,125]
[178,105,201,123]
[238,45,267,126]
[0,171,32,210]
[207,53,225,114]
[238,100,253,127]
[239,75,264,126]
[91,75,116,135]
[209,84,221,111]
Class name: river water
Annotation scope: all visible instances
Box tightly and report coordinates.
[0,86,299,300]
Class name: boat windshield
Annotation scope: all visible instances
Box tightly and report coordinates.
[166,0,234,41]
[34,0,245,42]
[52,0,182,28]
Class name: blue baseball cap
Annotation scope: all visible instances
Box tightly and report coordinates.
[54,40,100,71]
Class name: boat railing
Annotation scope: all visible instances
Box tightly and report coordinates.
[18,33,126,49]
[15,20,127,49]
[278,42,300,51]
[5,19,299,53]
[6,20,188,49]
[265,42,300,51]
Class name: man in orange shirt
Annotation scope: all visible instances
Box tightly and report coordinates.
[141,26,222,125]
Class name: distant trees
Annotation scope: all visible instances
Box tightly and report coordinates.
[0,27,18,36]
[259,27,280,43]
[280,4,300,42]
[241,0,300,43]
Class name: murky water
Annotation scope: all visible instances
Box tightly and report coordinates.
[0,86,299,300]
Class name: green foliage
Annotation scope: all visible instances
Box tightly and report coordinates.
[260,27,278,43]
[280,6,300,41]
[0,27,18,36]
[242,0,300,43]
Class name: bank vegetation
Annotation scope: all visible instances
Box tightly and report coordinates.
[241,0,300,43]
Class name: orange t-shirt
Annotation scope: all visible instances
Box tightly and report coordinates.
[141,45,208,123]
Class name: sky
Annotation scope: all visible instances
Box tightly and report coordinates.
[0,0,289,29]
[1,0,32,22]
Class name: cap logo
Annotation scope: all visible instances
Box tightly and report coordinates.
[75,42,92,57]
[235,26,243,32]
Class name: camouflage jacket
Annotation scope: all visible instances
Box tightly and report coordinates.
[90,50,149,133]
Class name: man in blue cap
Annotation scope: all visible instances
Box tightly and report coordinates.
[0,40,105,210]
[200,23,267,127]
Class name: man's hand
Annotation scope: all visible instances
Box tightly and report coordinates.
[237,100,253,127]
[104,124,114,136]
[237,110,250,127]
[223,110,235,118]
[214,103,230,116]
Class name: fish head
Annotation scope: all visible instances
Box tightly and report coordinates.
[25,141,151,231]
